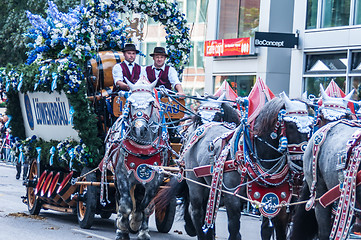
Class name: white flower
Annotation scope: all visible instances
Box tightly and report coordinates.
[101,0,112,5]
[35,36,44,45]
[89,18,96,26]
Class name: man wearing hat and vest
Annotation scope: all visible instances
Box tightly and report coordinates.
[112,43,142,91]
[144,46,185,96]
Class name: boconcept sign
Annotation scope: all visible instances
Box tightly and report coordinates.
[254,32,298,48]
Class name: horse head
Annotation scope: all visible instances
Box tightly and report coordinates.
[319,84,354,126]
[253,92,313,170]
[125,76,160,143]
[193,92,240,127]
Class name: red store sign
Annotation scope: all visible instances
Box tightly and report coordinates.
[204,38,251,57]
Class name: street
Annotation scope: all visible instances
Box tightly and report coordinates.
[0,161,262,240]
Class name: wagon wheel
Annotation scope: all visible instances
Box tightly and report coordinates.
[155,196,176,233]
[77,167,97,229]
[27,160,42,215]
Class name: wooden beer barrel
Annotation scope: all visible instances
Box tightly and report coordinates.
[47,172,67,206]
[34,170,47,196]
[89,51,124,90]
[40,171,53,197]
[57,171,77,207]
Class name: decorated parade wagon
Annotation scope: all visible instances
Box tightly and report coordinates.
[1,0,191,233]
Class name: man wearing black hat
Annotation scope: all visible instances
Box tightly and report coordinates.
[112,43,142,91]
[144,47,185,96]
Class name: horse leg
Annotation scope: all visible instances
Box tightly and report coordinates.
[136,214,151,240]
[261,217,274,240]
[116,211,131,240]
[134,181,161,240]
[314,204,332,240]
[188,184,215,240]
[223,195,242,240]
[115,177,133,240]
[272,208,289,240]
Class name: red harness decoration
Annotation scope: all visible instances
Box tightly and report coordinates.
[124,152,162,183]
[306,120,340,211]
[203,143,231,231]
[122,138,163,156]
[248,181,292,218]
[193,160,237,177]
[330,129,361,240]
[307,120,361,211]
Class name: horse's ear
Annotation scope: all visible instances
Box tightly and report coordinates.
[344,89,355,101]
[217,92,226,102]
[196,91,202,99]
[149,77,158,89]
[320,84,329,101]
[280,91,292,108]
[124,77,135,91]
[301,91,308,102]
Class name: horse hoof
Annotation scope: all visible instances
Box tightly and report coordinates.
[129,212,143,232]
[137,229,151,240]
[116,230,130,240]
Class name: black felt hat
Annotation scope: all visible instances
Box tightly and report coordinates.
[150,47,169,57]
[121,44,140,53]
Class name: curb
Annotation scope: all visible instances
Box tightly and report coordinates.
[0,161,16,169]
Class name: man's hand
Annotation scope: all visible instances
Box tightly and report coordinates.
[175,84,185,99]
[176,92,185,99]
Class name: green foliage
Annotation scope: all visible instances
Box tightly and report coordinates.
[0,0,80,66]
[5,87,26,139]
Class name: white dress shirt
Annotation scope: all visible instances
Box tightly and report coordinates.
[112,60,136,84]
[140,64,181,88]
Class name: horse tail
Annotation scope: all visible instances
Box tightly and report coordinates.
[154,177,188,219]
[290,182,318,240]
[153,177,196,236]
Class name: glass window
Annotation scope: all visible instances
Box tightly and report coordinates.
[142,42,157,65]
[189,41,204,68]
[218,0,260,39]
[305,53,347,73]
[187,0,197,23]
[352,52,361,72]
[214,75,255,97]
[238,0,260,38]
[321,0,350,28]
[355,0,361,24]
[304,77,346,96]
[306,0,318,29]
[186,0,207,23]
[351,76,361,100]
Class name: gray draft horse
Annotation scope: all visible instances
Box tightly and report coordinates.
[111,77,169,240]
[290,120,361,240]
[163,93,311,240]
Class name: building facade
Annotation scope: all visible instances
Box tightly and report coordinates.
[204,0,361,99]
[290,0,361,100]
[204,0,295,97]
[139,0,361,99]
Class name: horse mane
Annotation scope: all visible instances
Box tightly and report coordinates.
[221,102,241,126]
[253,97,284,137]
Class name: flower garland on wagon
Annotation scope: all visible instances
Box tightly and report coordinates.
[1,0,191,171]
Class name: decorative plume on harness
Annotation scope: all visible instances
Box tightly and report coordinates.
[198,92,226,124]
[318,83,354,121]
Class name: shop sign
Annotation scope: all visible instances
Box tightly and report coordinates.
[254,32,298,48]
[204,37,251,57]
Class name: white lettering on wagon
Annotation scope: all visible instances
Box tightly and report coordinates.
[32,97,69,126]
